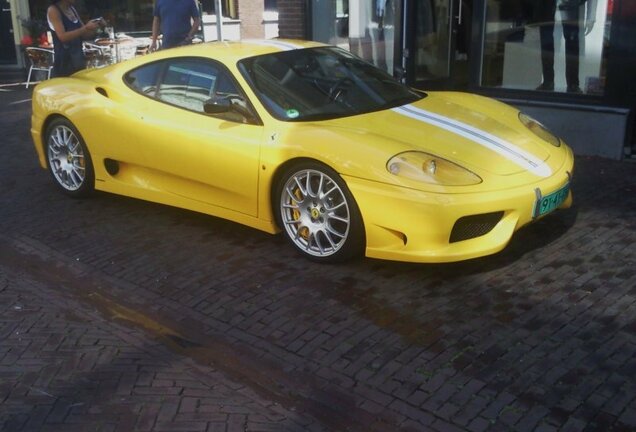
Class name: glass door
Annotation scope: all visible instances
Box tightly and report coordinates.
[401,0,472,90]
[311,0,398,76]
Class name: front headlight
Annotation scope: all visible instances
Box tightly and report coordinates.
[519,112,561,147]
[387,151,482,186]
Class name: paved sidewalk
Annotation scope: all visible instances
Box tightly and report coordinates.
[0,69,27,87]
[1,82,636,432]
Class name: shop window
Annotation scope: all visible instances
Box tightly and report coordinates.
[265,0,277,11]
[312,0,396,74]
[200,0,238,19]
[482,0,613,95]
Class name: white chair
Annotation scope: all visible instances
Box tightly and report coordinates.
[25,47,54,89]
[116,39,137,62]
[83,47,101,69]
[83,42,114,68]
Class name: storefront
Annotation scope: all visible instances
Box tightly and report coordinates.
[296,0,636,159]
[4,0,633,158]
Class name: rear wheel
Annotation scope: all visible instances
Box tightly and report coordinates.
[45,118,94,197]
[275,162,365,262]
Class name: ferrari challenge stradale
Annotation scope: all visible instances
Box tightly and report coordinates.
[30,39,574,263]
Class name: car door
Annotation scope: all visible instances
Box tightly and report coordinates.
[130,57,264,217]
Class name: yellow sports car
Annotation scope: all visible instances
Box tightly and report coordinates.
[30,39,573,263]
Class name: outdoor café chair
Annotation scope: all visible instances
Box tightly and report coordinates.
[25,47,54,89]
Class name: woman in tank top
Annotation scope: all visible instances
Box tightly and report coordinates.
[47,0,101,77]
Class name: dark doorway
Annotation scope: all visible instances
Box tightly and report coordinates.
[1,0,17,65]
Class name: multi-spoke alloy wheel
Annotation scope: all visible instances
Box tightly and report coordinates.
[277,162,364,262]
[45,119,94,197]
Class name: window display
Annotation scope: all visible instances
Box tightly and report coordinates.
[482,0,612,95]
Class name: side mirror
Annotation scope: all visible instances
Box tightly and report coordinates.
[204,95,232,114]
[204,95,256,123]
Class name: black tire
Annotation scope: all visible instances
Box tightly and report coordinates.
[274,161,365,263]
[45,118,95,198]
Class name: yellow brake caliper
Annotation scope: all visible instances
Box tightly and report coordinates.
[292,187,310,241]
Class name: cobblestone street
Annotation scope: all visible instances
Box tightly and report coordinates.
[1,84,636,431]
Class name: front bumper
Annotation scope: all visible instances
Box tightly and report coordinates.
[344,161,573,263]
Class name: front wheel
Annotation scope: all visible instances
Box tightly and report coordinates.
[45,118,94,197]
[275,162,365,263]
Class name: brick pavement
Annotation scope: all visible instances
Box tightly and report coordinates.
[0,258,316,432]
[1,83,636,431]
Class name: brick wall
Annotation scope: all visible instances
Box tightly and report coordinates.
[239,0,265,38]
[277,0,307,39]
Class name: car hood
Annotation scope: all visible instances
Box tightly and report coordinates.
[321,92,553,177]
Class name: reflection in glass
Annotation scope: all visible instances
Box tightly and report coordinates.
[413,0,451,81]
[239,47,422,122]
[311,0,395,74]
[482,0,611,95]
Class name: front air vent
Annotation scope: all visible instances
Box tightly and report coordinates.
[449,212,504,243]
[104,159,119,175]
[95,87,108,97]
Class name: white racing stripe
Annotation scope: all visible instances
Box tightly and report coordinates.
[392,104,552,177]
[247,40,304,51]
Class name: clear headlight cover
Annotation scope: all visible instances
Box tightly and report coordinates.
[387,152,482,186]
[519,112,561,147]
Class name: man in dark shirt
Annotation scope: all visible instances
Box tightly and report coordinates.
[151,0,201,50]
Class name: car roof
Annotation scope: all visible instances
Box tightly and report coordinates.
[71,39,329,83]
[151,39,327,63]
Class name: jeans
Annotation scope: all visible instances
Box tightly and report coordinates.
[539,17,580,88]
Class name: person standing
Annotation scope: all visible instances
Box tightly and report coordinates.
[150,0,201,50]
[47,0,101,77]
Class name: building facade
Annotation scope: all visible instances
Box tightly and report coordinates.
[3,0,634,158]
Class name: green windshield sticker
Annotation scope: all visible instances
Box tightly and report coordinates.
[286,109,299,119]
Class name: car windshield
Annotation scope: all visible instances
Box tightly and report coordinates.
[238,47,424,122]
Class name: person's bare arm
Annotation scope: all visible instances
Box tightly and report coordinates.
[47,6,99,43]
[186,16,201,41]
[151,16,161,50]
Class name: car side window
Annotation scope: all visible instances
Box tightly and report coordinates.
[153,59,246,124]
[158,60,217,112]
[124,62,162,96]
